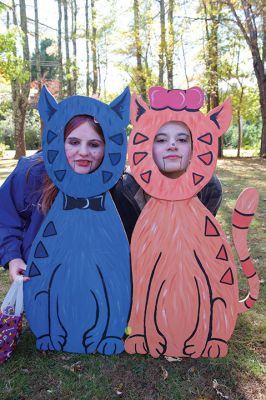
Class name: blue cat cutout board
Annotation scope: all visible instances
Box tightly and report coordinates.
[24,86,132,355]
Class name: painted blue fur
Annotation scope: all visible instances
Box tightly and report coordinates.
[24,87,131,355]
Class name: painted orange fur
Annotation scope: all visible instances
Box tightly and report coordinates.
[125,90,260,359]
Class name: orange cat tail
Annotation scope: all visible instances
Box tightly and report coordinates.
[232,188,260,314]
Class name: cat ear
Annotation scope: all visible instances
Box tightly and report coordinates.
[38,85,58,124]
[109,86,131,125]
[131,93,149,125]
[207,98,232,137]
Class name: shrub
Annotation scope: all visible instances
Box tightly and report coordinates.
[0,103,41,150]
[0,143,9,157]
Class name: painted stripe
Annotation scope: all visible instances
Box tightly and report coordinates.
[240,256,250,263]
[244,296,257,309]
[232,212,253,228]
[234,209,255,217]
[242,258,256,278]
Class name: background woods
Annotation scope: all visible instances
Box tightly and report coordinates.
[0,0,265,158]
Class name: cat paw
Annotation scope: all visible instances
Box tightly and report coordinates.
[183,342,204,358]
[202,339,228,358]
[97,337,124,355]
[83,333,101,354]
[149,336,167,359]
[36,335,55,351]
[125,334,148,355]
[50,333,67,351]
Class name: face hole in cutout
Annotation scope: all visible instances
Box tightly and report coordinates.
[152,120,193,179]
[64,115,105,175]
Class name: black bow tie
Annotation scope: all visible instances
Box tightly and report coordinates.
[63,193,105,211]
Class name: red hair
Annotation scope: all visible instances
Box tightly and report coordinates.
[64,115,104,141]
[41,115,104,214]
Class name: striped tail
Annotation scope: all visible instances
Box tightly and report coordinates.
[232,187,260,314]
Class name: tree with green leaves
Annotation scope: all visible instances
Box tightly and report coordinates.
[31,38,59,81]
[0,0,31,158]
[223,0,266,157]
[133,0,147,100]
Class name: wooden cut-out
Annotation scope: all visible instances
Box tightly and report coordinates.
[125,86,260,359]
[24,86,131,355]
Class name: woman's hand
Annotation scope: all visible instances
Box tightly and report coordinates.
[9,258,30,282]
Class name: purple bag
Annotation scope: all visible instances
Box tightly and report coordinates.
[0,278,23,364]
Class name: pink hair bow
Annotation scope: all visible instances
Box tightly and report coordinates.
[148,86,204,111]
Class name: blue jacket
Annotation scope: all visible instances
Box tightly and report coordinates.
[0,152,45,267]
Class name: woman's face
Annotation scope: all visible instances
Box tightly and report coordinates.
[65,121,105,174]
[152,121,192,179]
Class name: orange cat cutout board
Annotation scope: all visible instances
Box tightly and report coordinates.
[125,87,260,359]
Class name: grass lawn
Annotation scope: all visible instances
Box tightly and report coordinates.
[0,155,265,400]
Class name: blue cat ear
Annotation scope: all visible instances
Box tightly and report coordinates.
[109,86,131,125]
[38,86,58,124]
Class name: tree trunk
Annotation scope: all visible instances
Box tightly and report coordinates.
[166,0,174,89]
[262,5,266,157]
[158,0,166,86]
[103,32,108,100]
[57,0,64,99]
[6,10,9,30]
[202,0,222,156]
[133,0,146,100]
[63,0,72,96]
[34,0,41,93]
[85,0,90,96]
[261,113,266,158]
[237,112,242,158]
[91,0,98,95]
[253,55,266,157]
[97,52,101,95]
[11,81,27,158]
[181,35,189,88]
[10,0,30,159]
[236,52,244,158]
[71,0,78,95]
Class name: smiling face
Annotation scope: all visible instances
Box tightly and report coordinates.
[64,120,105,174]
[152,121,192,179]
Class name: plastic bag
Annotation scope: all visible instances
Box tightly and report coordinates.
[0,277,23,364]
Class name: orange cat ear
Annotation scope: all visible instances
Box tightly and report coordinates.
[207,98,232,137]
[131,93,149,125]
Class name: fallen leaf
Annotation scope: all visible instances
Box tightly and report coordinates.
[164,356,182,362]
[63,361,84,373]
[212,379,229,399]
[213,379,219,389]
[160,365,168,380]
[61,355,72,361]
[114,383,123,396]
[70,361,84,372]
